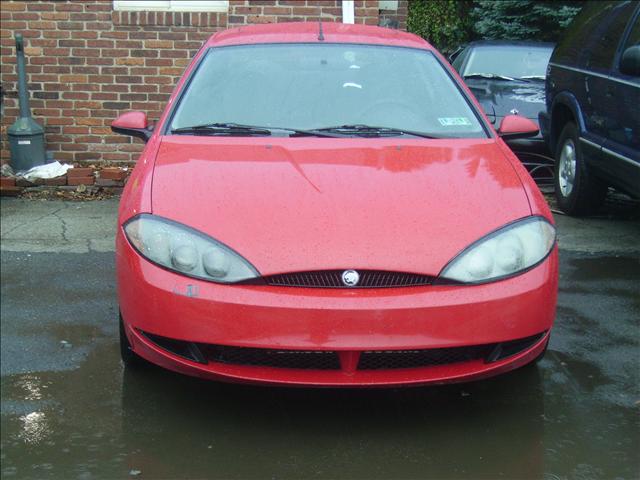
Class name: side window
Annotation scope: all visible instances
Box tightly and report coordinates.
[586,2,636,71]
[553,2,612,67]
[452,49,468,73]
[621,14,639,51]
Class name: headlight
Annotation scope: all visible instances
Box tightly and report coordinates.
[440,216,555,284]
[123,214,259,283]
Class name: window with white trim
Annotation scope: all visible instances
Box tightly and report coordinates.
[113,1,228,12]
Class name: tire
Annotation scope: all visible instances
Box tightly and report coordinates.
[554,122,607,215]
[120,313,144,368]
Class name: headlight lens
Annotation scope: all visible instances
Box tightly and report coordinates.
[123,214,259,283]
[440,216,555,283]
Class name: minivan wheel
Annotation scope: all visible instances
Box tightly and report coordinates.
[120,313,144,368]
[554,123,607,215]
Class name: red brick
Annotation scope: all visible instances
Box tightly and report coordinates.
[247,15,276,23]
[15,178,36,187]
[0,186,21,196]
[28,20,56,30]
[145,40,173,49]
[2,21,28,30]
[263,6,293,15]
[67,167,94,177]
[40,12,70,20]
[99,168,127,181]
[116,57,145,66]
[67,176,95,186]
[0,177,16,187]
[292,7,321,15]
[235,7,262,15]
[44,176,67,186]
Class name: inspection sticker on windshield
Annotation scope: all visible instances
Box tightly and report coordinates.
[438,117,472,126]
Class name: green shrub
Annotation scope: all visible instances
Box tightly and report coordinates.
[407,0,473,54]
[472,0,582,42]
[407,0,583,53]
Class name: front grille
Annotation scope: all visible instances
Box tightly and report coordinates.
[261,270,433,288]
[199,344,341,370]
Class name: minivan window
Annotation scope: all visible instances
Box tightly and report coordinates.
[621,15,639,52]
[585,2,636,71]
[553,1,619,67]
[170,44,486,138]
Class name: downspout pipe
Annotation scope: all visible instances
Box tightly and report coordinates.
[8,32,47,170]
[342,0,355,24]
[15,33,30,118]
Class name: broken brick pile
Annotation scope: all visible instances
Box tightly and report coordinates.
[0,166,130,196]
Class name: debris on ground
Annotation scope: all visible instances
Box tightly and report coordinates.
[1,163,15,177]
[18,186,121,201]
[1,162,132,199]
[18,161,72,181]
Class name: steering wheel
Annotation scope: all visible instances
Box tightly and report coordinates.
[356,99,424,125]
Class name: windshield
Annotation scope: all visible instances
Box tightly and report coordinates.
[461,45,553,79]
[169,44,486,138]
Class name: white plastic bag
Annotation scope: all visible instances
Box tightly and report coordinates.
[18,161,72,181]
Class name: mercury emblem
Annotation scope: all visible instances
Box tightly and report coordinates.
[342,270,360,287]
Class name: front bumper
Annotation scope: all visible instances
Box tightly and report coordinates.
[117,231,558,387]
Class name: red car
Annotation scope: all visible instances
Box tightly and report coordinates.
[112,23,558,387]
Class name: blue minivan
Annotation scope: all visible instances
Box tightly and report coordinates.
[540,1,639,215]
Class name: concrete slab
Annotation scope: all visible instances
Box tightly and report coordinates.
[1,198,119,253]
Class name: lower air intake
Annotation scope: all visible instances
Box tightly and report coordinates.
[140,331,545,371]
[359,333,546,370]
[358,345,491,370]
[200,344,342,370]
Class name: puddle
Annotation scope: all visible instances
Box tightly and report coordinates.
[1,247,638,478]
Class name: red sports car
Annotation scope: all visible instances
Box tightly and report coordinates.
[112,22,557,387]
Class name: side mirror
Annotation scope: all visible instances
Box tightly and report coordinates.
[448,45,465,64]
[111,111,153,142]
[620,45,640,77]
[498,115,539,140]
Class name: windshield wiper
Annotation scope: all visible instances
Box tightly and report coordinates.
[171,122,343,138]
[463,73,516,81]
[311,124,439,139]
[517,75,546,81]
[171,122,271,136]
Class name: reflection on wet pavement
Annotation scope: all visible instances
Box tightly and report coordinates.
[1,252,638,479]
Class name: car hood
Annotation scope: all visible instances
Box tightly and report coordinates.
[152,137,531,276]
[465,78,546,123]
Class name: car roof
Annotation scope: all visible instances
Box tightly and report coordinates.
[205,22,433,50]
[464,40,555,49]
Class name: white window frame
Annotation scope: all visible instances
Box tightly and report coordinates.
[379,1,399,10]
[114,1,228,12]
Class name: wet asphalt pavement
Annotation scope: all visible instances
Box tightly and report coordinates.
[1,197,639,479]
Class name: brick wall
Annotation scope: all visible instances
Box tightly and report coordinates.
[0,0,407,166]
